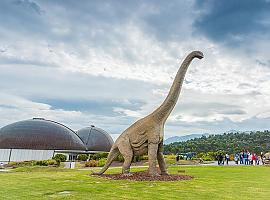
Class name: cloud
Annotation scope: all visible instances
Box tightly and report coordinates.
[13,0,45,15]
[194,0,270,45]
[37,99,145,117]
[0,1,270,140]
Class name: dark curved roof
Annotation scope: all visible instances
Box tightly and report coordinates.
[77,126,113,152]
[0,118,86,150]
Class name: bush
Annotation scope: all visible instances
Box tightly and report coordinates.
[164,154,176,160]
[52,154,67,163]
[196,151,226,161]
[133,155,148,162]
[35,160,48,166]
[89,153,148,163]
[47,159,58,166]
[6,159,58,168]
[89,152,108,160]
[115,154,124,162]
[6,161,36,168]
[35,159,58,166]
[77,154,88,161]
[85,160,98,167]
[98,158,107,167]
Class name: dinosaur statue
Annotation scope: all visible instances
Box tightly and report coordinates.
[94,51,204,176]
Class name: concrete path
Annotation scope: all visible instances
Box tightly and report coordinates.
[202,161,264,166]
[0,169,10,172]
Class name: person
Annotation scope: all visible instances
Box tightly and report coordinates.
[256,154,259,165]
[260,152,264,165]
[239,151,244,164]
[0,162,4,169]
[217,154,220,165]
[252,153,256,166]
[234,153,239,165]
[217,153,223,165]
[243,151,248,165]
[225,153,230,165]
[176,154,180,162]
[248,152,252,165]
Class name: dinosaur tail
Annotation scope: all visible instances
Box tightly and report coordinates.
[92,145,120,175]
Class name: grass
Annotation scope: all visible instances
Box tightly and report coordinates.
[0,165,270,200]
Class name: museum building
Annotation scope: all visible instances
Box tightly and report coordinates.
[0,118,113,162]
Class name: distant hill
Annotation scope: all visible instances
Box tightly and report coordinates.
[164,130,270,154]
[164,133,209,144]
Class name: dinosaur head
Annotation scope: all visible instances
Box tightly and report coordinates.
[191,51,204,59]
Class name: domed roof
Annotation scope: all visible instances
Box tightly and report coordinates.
[77,126,113,152]
[0,118,86,150]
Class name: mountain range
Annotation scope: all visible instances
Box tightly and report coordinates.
[164,133,209,144]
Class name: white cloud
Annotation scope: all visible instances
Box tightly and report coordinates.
[0,0,270,140]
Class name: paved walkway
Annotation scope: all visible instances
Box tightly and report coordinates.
[0,169,10,172]
[202,161,265,166]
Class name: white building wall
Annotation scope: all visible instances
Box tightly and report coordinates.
[9,149,54,162]
[0,149,10,162]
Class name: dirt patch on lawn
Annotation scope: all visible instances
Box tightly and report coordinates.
[91,171,193,181]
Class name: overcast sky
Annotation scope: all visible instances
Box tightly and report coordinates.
[0,0,270,140]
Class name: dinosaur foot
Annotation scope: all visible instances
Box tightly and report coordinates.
[149,172,161,177]
[121,173,133,177]
[161,172,169,176]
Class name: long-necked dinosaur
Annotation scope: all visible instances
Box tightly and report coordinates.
[94,51,204,176]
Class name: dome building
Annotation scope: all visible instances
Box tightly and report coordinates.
[0,118,114,163]
[77,125,114,152]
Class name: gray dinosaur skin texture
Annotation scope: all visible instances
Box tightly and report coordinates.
[94,51,204,176]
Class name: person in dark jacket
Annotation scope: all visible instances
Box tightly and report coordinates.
[176,154,180,162]
[217,153,223,165]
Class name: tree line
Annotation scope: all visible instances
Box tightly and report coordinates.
[164,131,270,155]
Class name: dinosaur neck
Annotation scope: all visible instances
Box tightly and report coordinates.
[152,53,196,122]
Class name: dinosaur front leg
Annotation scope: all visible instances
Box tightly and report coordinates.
[148,142,160,176]
[157,142,168,175]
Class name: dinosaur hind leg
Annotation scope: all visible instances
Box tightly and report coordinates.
[157,142,168,175]
[118,140,133,174]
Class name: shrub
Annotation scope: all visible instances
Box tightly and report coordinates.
[6,161,36,168]
[98,158,107,167]
[35,159,58,166]
[89,152,108,160]
[85,160,98,167]
[89,153,148,163]
[133,155,148,162]
[196,151,225,161]
[47,159,58,166]
[115,154,124,162]
[196,152,211,161]
[36,160,50,166]
[52,154,67,163]
[6,159,58,168]
[165,154,176,160]
[77,154,88,161]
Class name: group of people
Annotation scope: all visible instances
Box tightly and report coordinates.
[234,151,266,165]
[217,151,267,165]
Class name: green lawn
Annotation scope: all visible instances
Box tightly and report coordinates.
[0,165,269,200]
